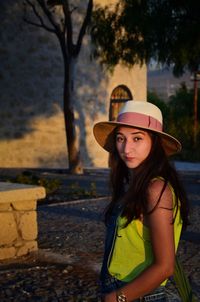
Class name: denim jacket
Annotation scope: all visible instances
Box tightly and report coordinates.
[100,203,126,293]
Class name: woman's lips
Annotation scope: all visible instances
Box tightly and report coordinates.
[125,156,135,161]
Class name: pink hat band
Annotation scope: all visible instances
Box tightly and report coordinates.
[117,112,163,132]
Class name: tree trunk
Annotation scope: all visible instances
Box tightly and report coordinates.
[63,57,83,174]
[23,0,93,174]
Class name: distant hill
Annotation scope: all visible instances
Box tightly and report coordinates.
[147,67,194,100]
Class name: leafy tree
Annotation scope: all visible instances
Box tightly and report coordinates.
[169,83,200,120]
[91,0,200,76]
[148,85,200,161]
[169,83,195,118]
[23,0,93,174]
[168,83,200,156]
[147,90,170,129]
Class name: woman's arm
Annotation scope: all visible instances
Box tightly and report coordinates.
[104,180,175,302]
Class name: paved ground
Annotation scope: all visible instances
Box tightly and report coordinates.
[0,164,199,301]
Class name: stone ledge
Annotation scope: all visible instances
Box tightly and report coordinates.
[0,182,46,204]
[0,182,46,260]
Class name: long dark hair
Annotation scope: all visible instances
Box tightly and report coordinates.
[105,132,189,230]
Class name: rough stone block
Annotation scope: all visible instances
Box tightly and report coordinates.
[12,200,36,211]
[0,203,12,211]
[0,247,16,260]
[16,240,38,257]
[14,239,24,247]
[0,212,18,245]
[19,211,37,240]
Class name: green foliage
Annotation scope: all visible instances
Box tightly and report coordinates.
[65,182,97,200]
[91,5,121,70]
[10,171,61,195]
[147,91,170,129]
[91,1,200,75]
[147,86,200,162]
[167,84,200,161]
[169,83,200,120]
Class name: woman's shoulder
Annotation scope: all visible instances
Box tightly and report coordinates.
[149,177,174,194]
[148,177,173,209]
[149,177,166,192]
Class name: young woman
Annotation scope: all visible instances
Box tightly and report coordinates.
[93,101,189,302]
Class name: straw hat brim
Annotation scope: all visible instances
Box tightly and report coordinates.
[93,121,182,156]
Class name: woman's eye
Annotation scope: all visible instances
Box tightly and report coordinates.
[133,137,142,142]
[116,136,124,142]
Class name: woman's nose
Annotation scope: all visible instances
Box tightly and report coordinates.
[124,140,132,154]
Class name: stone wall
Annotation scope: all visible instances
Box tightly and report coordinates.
[0,0,146,168]
[0,182,46,260]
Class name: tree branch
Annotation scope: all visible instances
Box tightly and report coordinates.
[62,0,73,54]
[24,0,56,32]
[76,0,93,56]
[37,0,63,36]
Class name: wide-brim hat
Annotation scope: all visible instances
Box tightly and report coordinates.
[93,100,181,156]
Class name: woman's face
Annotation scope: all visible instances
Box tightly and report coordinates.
[116,126,152,169]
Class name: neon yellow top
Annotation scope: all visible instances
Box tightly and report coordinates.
[108,182,183,285]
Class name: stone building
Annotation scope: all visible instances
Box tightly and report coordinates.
[0,0,146,169]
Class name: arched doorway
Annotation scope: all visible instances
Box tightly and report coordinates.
[109,85,133,121]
